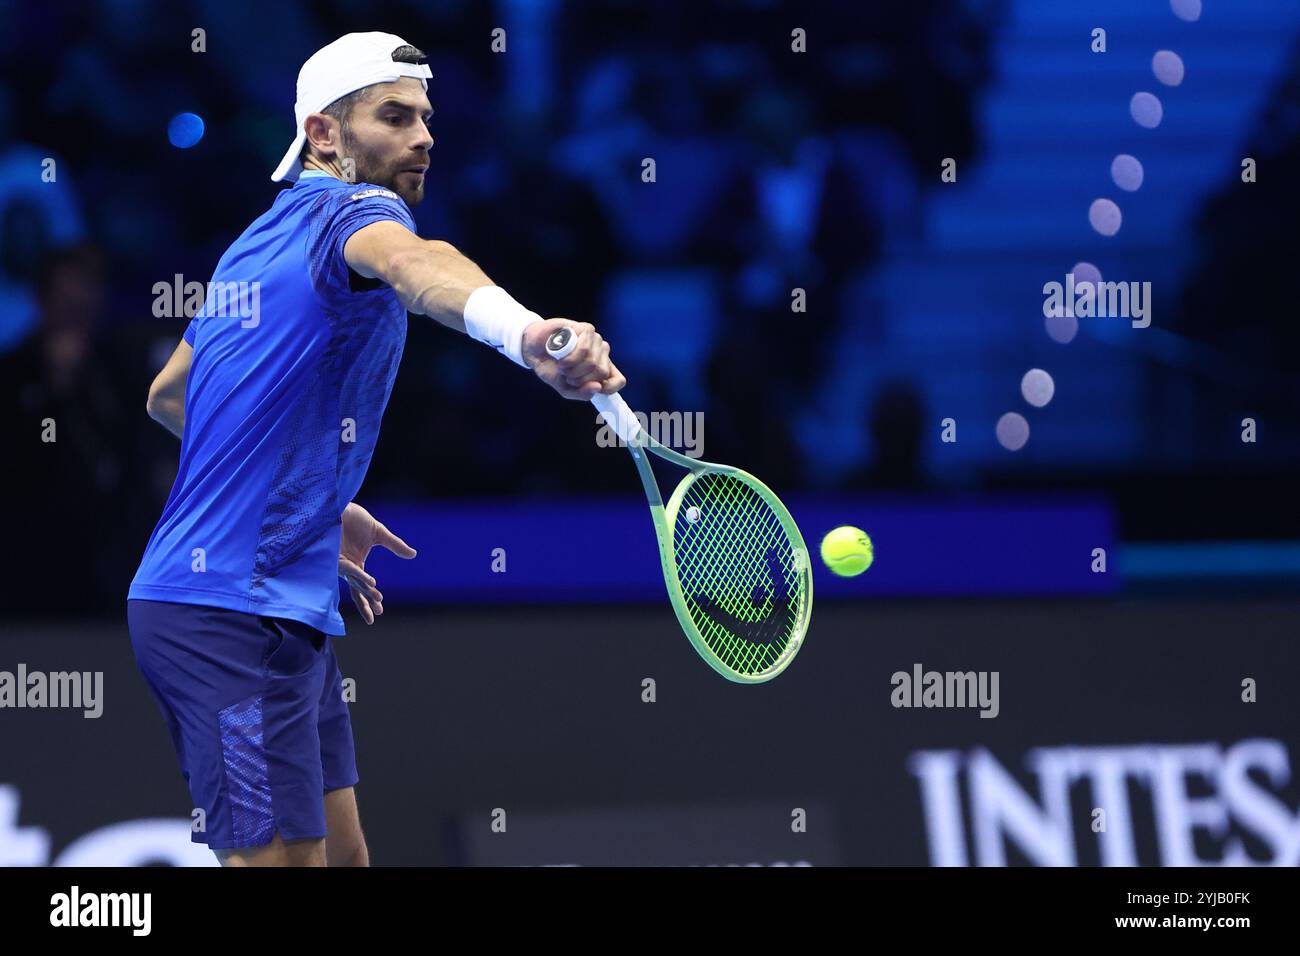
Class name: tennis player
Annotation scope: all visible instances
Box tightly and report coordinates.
[127,32,624,867]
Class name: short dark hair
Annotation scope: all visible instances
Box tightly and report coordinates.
[301,44,426,160]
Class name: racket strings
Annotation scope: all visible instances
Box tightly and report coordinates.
[673,472,807,675]
[679,515,794,672]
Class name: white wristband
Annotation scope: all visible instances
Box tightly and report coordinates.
[462,285,543,368]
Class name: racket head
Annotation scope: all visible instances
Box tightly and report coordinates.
[661,466,813,683]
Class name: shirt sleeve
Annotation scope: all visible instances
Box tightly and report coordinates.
[306,185,419,299]
[182,315,199,345]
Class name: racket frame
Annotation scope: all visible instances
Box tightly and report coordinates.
[544,326,812,682]
[620,422,813,684]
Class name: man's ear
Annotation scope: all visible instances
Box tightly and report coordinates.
[302,113,339,161]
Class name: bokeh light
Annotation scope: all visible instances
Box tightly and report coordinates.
[1130,92,1164,129]
[168,112,205,149]
[1089,198,1123,237]
[1153,50,1185,87]
[1021,369,1056,408]
[1111,154,1144,191]
[1070,261,1103,288]
[1170,0,1202,23]
[996,413,1030,451]
[1045,311,1079,344]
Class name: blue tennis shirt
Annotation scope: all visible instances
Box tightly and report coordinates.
[130,171,416,635]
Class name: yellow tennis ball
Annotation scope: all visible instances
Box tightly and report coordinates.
[820,526,873,577]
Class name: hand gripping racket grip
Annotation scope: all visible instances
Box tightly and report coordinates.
[545,327,644,447]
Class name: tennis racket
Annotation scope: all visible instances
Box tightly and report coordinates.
[546,327,813,683]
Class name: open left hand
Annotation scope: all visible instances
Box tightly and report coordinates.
[339,502,417,624]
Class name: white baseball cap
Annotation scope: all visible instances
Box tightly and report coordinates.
[271,32,432,183]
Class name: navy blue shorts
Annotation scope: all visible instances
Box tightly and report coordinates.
[127,599,358,849]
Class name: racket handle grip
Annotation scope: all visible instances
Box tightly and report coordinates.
[545,327,643,446]
[544,327,578,360]
[593,392,642,446]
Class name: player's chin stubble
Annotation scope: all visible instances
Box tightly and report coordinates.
[344,136,425,209]
[392,175,425,209]
[371,161,424,208]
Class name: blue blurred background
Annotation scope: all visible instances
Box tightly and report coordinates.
[1,0,1298,866]
[3,0,1299,612]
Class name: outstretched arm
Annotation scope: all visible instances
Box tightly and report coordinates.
[344,221,488,331]
[343,221,624,399]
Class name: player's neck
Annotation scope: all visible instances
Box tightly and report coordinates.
[301,157,350,181]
